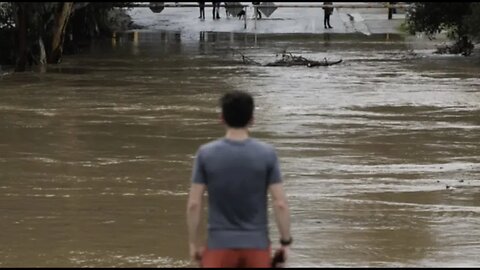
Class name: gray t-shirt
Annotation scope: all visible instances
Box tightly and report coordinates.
[192,138,282,249]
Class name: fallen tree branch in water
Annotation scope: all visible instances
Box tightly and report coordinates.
[235,50,342,67]
[232,49,262,66]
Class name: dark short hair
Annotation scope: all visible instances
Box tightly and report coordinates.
[220,91,254,128]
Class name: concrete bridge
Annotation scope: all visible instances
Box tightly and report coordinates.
[123,2,410,35]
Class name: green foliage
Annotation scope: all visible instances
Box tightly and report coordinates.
[464,2,480,42]
[69,2,133,40]
[406,2,480,41]
[397,21,409,34]
[406,2,472,39]
[1,2,134,68]
[0,2,14,29]
[406,2,479,55]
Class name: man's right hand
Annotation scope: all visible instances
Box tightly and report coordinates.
[189,243,203,266]
[272,246,290,268]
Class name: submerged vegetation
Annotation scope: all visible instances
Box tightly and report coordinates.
[0,2,135,72]
[406,2,480,56]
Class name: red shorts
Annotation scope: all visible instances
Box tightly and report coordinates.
[201,248,271,268]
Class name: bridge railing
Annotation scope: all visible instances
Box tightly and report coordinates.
[115,3,410,9]
[115,2,412,29]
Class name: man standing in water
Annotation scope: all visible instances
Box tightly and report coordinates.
[186,91,292,267]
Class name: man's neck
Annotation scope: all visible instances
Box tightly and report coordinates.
[225,128,249,141]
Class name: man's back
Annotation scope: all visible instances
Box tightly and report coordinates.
[193,138,281,249]
[186,91,291,268]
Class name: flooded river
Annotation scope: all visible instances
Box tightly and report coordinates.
[1,31,479,267]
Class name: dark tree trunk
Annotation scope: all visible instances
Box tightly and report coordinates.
[14,3,28,72]
[48,2,74,64]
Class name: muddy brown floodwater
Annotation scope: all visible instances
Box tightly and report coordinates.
[1,31,479,267]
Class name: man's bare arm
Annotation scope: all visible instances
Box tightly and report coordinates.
[269,183,291,242]
[186,183,206,259]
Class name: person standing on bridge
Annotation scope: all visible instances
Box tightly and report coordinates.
[212,1,221,19]
[186,91,292,267]
[198,2,205,20]
[252,2,262,19]
[323,2,334,29]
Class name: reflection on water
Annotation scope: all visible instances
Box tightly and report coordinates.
[1,31,479,267]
